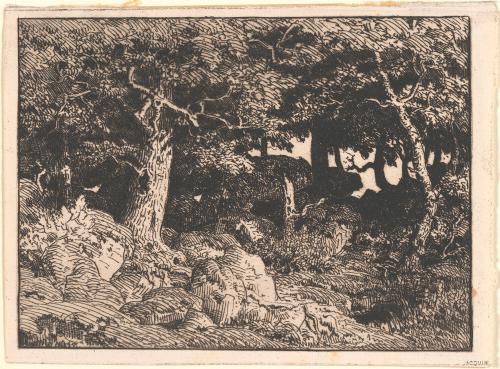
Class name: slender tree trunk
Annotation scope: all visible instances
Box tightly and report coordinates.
[283,175,296,237]
[400,156,410,186]
[429,143,444,185]
[424,143,431,165]
[123,133,173,245]
[395,104,437,254]
[260,137,268,157]
[373,144,392,191]
[333,145,343,170]
[374,51,437,256]
[311,120,329,188]
[450,141,459,175]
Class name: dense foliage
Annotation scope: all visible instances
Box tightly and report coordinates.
[19,17,471,351]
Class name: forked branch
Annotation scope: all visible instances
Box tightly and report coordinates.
[128,67,199,128]
[249,23,301,64]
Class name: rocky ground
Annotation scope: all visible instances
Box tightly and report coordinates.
[18,179,468,349]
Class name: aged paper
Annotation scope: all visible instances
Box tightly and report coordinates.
[2,2,498,366]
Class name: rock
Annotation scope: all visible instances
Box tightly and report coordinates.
[109,243,191,304]
[120,287,202,327]
[85,209,132,280]
[110,271,160,303]
[86,209,134,247]
[31,202,131,288]
[191,259,246,326]
[238,300,346,345]
[210,211,279,242]
[63,258,124,309]
[20,268,62,304]
[19,179,47,225]
[172,232,239,266]
[219,246,277,303]
[188,242,278,326]
[178,308,215,331]
[42,240,85,290]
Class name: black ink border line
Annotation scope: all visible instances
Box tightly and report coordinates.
[16,15,473,352]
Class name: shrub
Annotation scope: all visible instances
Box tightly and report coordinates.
[20,313,117,348]
[20,196,97,255]
[19,194,130,282]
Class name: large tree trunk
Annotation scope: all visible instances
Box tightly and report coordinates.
[123,134,173,244]
[395,105,437,254]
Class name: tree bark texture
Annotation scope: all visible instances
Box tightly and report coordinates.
[395,105,437,254]
[374,50,437,254]
[123,133,173,244]
[283,175,296,236]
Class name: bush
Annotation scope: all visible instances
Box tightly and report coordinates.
[20,196,96,256]
[244,226,351,274]
[20,313,117,348]
[19,194,131,284]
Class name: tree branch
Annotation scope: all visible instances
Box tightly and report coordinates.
[400,80,421,103]
[109,155,143,175]
[136,97,152,121]
[188,86,234,115]
[367,98,393,109]
[128,67,200,128]
[158,97,200,127]
[277,23,301,48]
[344,153,375,173]
[196,113,235,129]
[401,55,424,103]
[374,51,399,102]
[249,24,301,65]
[345,161,375,173]
[128,67,156,98]
[410,106,438,123]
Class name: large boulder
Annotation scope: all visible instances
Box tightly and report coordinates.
[42,239,88,290]
[236,299,346,345]
[19,179,47,225]
[110,270,164,303]
[110,237,192,304]
[190,247,277,325]
[173,232,277,304]
[191,259,246,326]
[42,237,127,308]
[63,258,124,309]
[178,308,216,331]
[219,246,277,303]
[35,239,124,309]
[172,232,239,266]
[84,209,132,280]
[120,287,203,327]
[20,267,63,304]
